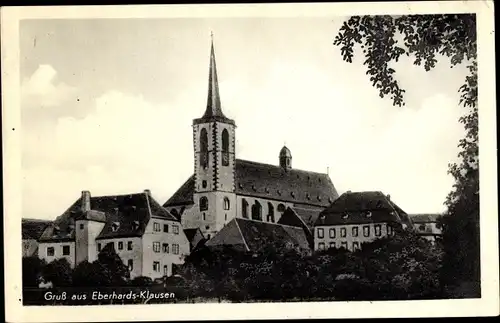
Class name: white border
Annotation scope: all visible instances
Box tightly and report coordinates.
[2,1,498,321]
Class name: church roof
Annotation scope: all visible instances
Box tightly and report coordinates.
[22,219,52,240]
[193,35,235,126]
[39,191,178,242]
[206,218,311,253]
[163,159,339,208]
[315,191,413,227]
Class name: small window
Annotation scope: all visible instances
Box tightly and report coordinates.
[202,180,207,189]
[329,228,336,238]
[387,224,393,235]
[153,242,160,253]
[111,222,120,232]
[153,261,160,272]
[173,244,179,255]
[317,228,324,238]
[164,265,169,276]
[97,243,102,252]
[375,224,382,237]
[153,222,160,232]
[318,242,325,250]
[352,227,359,237]
[277,204,286,212]
[128,259,133,271]
[118,241,123,250]
[62,245,70,256]
[342,212,349,219]
[363,226,370,237]
[353,241,360,250]
[79,223,84,230]
[223,197,230,210]
[418,224,426,231]
[340,227,346,237]
[341,241,348,249]
[329,242,336,249]
[173,225,179,235]
[127,241,133,250]
[47,247,55,256]
[163,224,169,233]
[365,211,372,218]
[203,213,206,221]
[163,243,169,253]
[200,197,208,211]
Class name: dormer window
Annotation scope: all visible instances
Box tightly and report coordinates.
[342,212,349,219]
[290,191,295,198]
[317,195,322,201]
[265,187,270,193]
[365,211,372,218]
[252,185,257,191]
[132,221,140,230]
[306,193,311,200]
[111,222,120,232]
[277,190,282,196]
[238,183,243,189]
[328,197,333,203]
[376,201,383,208]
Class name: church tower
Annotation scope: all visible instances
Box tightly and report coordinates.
[192,35,236,239]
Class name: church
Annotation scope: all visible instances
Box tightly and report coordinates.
[162,37,340,240]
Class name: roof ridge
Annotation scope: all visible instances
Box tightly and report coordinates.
[236,158,329,176]
[90,192,146,199]
[234,218,250,252]
[237,217,305,230]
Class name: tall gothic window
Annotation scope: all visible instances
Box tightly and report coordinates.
[222,128,229,166]
[200,128,208,169]
[242,199,249,219]
[223,197,230,210]
[199,196,208,211]
[252,200,262,221]
[267,202,275,222]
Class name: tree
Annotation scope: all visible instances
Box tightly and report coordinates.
[43,258,73,287]
[333,14,479,297]
[94,242,131,286]
[72,260,105,287]
[22,256,47,288]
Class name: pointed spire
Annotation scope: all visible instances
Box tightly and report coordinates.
[203,33,225,119]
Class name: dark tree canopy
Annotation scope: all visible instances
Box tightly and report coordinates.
[334,14,479,296]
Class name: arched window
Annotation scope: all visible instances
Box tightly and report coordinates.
[200,128,208,169]
[267,202,275,223]
[223,197,230,210]
[277,203,286,213]
[252,200,262,221]
[222,129,229,166]
[199,196,208,211]
[242,199,249,219]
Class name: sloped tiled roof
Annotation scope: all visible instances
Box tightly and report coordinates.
[39,191,178,242]
[315,191,412,227]
[206,218,311,252]
[163,159,339,208]
[22,219,52,240]
[410,213,442,223]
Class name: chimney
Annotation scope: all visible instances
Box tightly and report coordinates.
[81,190,91,212]
[144,189,151,196]
[387,194,391,201]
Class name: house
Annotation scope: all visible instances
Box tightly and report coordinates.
[36,190,190,279]
[410,213,443,243]
[22,219,52,257]
[205,217,312,255]
[163,36,339,241]
[313,191,413,252]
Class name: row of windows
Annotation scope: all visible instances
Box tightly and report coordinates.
[199,197,231,211]
[152,242,180,255]
[153,222,180,234]
[98,240,133,252]
[318,241,361,251]
[241,199,279,222]
[317,225,386,239]
[200,128,231,168]
[152,261,170,275]
[46,245,70,257]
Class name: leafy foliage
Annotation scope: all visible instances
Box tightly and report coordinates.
[94,242,131,286]
[22,256,47,288]
[334,14,479,297]
[43,258,73,287]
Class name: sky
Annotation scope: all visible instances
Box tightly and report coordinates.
[20,17,469,220]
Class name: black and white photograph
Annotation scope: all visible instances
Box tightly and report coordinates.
[2,1,498,321]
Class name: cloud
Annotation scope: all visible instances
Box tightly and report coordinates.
[21,64,77,109]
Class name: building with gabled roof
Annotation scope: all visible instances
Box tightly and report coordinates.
[163,36,339,240]
[410,213,443,243]
[205,217,312,255]
[22,219,52,257]
[313,191,413,252]
[36,190,190,279]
